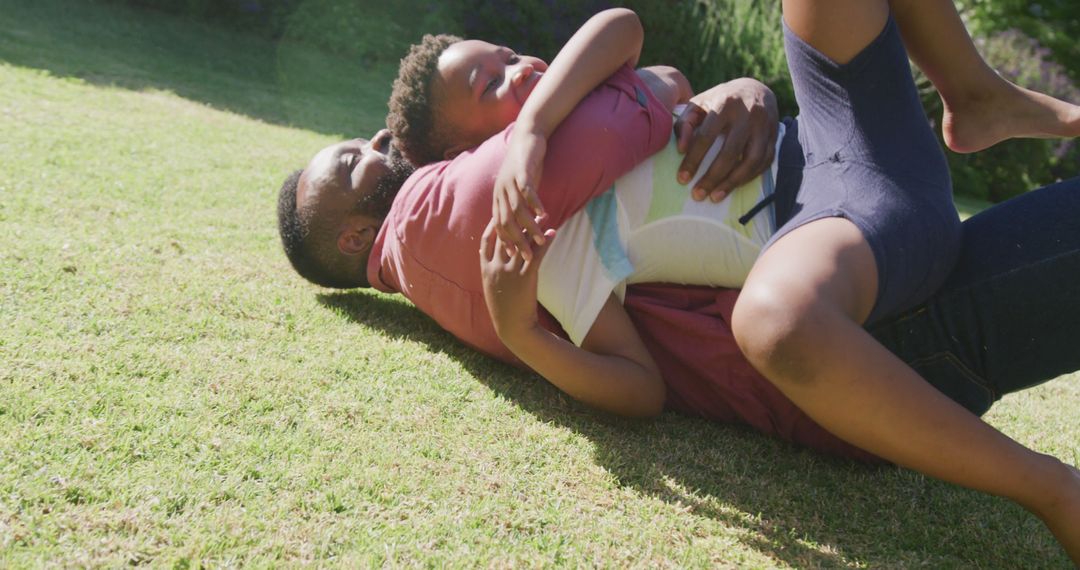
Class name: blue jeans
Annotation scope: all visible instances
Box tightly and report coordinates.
[870,176,1080,415]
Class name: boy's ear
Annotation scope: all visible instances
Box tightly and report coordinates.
[443,141,471,160]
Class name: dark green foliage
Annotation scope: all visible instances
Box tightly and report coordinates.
[279,0,461,64]
[100,0,794,111]
[949,0,1080,199]
[100,0,463,64]
[630,0,794,115]
[103,0,302,36]
[102,0,1078,202]
[919,28,1080,201]
[450,0,611,62]
[958,0,1080,83]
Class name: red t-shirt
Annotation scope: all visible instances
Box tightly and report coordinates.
[368,66,878,462]
[369,65,671,362]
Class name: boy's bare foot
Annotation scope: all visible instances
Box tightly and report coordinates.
[941,80,1080,154]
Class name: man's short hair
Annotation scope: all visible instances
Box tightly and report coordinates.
[276,169,366,289]
[387,33,463,166]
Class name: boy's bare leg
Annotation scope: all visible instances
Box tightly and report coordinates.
[739,2,1080,563]
[890,0,1080,153]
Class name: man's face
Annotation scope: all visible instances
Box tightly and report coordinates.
[297,130,396,221]
[435,40,548,149]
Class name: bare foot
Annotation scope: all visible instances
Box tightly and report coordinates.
[941,81,1080,154]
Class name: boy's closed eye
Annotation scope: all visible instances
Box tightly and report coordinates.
[484,54,521,95]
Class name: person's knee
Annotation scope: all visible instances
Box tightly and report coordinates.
[732,283,830,385]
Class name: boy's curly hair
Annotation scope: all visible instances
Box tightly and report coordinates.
[387,33,464,166]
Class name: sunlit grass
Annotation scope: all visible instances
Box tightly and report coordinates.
[0,0,1075,566]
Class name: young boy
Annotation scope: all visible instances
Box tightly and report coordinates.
[386,10,697,168]
[389,9,785,346]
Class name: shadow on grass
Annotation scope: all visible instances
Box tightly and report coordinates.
[0,0,392,137]
[318,289,1054,567]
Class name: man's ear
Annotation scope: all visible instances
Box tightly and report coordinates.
[337,215,379,256]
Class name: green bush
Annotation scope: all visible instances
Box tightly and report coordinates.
[448,0,609,62]
[278,0,460,64]
[102,0,1076,201]
[105,0,793,110]
[102,0,461,63]
[630,0,793,114]
[958,0,1080,83]
[107,0,301,36]
[919,28,1080,201]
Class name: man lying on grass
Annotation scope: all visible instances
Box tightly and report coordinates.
[278,7,1080,563]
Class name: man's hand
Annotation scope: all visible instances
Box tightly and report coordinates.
[479,219,556,343]
[492,128,548,261]
[675,78,779,202]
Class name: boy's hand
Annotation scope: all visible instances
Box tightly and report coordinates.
[493,128,548,261]
[675,78,779,202]
[479,219,557,343]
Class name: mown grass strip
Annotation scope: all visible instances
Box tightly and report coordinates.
[0,0,1075,566]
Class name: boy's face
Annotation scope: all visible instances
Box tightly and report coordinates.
[435,40,547,156]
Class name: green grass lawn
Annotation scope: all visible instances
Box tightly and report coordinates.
[1,0,1076,567]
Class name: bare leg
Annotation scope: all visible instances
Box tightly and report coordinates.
[735,218,1080,565]
[742,2,1080,562]
[890,0,1080,153]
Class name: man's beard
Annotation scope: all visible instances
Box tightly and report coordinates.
[356,146,416,220]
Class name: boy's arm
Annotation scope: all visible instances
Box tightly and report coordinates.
[636,66,694,112]
[493,8,644,260]
[480,223,665,418]
[515,8,643,139]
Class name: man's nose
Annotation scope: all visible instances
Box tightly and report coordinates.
[371,129,392,150]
